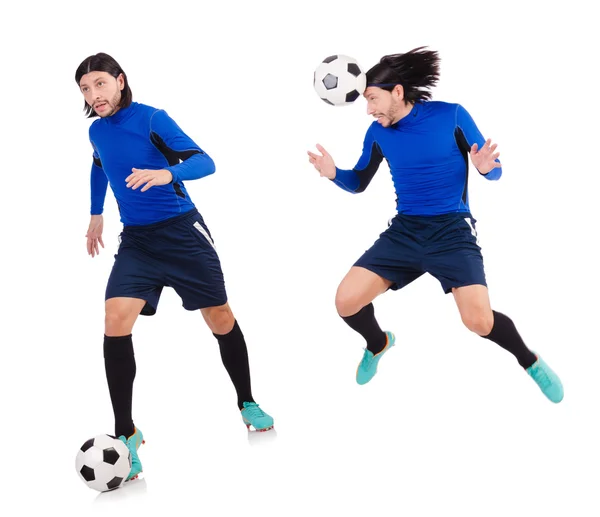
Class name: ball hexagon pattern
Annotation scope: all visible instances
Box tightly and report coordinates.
[75,434,132,492]
[313,54,367,106]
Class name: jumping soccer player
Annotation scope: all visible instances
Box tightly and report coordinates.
[307,47,563,403]
[76,53,274,481]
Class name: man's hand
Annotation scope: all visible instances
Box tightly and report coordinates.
[307,144,336,180]
[126,168,173,192]
[86,214,104,257]
[470,138,501,174]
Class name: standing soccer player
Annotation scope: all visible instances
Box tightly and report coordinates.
[307,47,563,402]
[76,53,274,481]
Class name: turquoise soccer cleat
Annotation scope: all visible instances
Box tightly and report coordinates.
[356,331,396,385]
[241,402,274,432]
[118,426,145,481]
[526,354,564,403]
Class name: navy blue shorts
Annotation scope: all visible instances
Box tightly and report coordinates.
[354,212,486,294]
[106,209,227,315]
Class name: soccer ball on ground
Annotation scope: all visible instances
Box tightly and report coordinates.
[75,434,131,492]
[313,54,367,106]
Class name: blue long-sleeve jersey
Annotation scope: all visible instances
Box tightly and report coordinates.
[332,101,502,215]
[89,102,215,226]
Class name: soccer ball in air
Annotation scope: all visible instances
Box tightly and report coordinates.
[75,434,132,492]
[313,54,367,106]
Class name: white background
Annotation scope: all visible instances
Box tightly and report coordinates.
[1,0,598,515]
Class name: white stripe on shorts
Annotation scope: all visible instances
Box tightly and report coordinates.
[193,221,216,250]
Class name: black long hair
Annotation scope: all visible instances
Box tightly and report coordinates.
[75,53,133,118]
[366,46,440,103]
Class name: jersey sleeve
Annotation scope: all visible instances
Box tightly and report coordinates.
[90,143,108,215]
[455,104,502,181]
[331,125,384,193]
[149,109,216,183]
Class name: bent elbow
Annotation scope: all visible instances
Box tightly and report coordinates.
[200,152,216,176]
[207,158,216,176]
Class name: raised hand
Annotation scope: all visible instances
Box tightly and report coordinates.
[307,144,336,180]
[126,168,173,192]
[86,214,104,257]
[470,138,501,174]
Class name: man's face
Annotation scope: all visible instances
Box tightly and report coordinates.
[364,86,403,127]
[79,71,124,117]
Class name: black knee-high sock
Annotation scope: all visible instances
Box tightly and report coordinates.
[482,311,537,369]
[104,335,136,438]
[213,321,254,410]
[341,303,387,355]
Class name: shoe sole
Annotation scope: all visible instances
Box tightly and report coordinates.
[244,421,274,432]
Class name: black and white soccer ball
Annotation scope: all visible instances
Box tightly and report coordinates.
[75,434,131,492]
[313,54,367,106]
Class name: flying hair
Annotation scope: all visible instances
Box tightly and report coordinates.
[366,46,440,102]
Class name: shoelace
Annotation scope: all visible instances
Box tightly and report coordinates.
[533,366,551,389]
[244,404,265,419]
[360,348,375,369]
